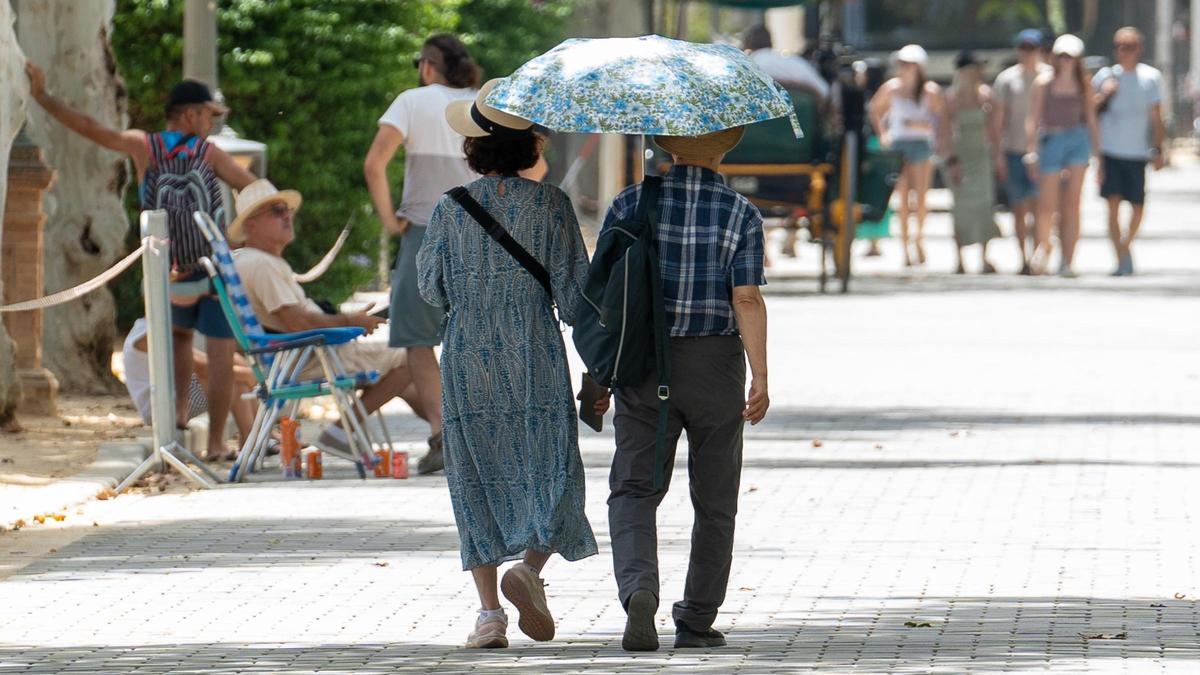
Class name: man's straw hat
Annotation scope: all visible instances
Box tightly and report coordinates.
[653,126,745,159]
[228,178,302,244]
[446,78,535,138]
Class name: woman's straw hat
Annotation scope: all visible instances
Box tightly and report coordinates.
[446,78,535,137]
[653,126,745,159]
[228,178,302,244]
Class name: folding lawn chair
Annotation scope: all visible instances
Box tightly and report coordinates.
[192,212,395,482]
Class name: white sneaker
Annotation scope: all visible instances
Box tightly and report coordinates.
[465,610,509,649]
[501,563,555,641]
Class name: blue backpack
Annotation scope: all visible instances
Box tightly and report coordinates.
[573,177,671,487]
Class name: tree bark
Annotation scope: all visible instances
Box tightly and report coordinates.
[0,2,29,423]
[17,0,128,394]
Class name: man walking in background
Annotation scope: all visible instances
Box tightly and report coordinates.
[1093,27,1166,277]
[363,34,481,474]
[991,29,1052,274]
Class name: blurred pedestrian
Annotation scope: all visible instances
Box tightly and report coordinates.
[1093,27,1166,276]
[364,34,482,474]
[25,63,256,460]
[604,127,769,652]
[855,58,891,257]
[992,29,1053,273]
[947,51,1002,274]
[742,24,829,103]
[417,81,603,650]
[1025,34,1100,277]
[869,45,950,267]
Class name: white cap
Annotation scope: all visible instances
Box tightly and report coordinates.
[895,44,928,66]
[1052,34,1085,58]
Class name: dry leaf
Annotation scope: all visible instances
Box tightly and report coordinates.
[48,548,57,554]
[1081,632,1126,640]
[904,621,933,628]
[1174,592,1187,600]
[373,561,390,567]
[92,522,99,527]
[874,444,883,450]
[811,439,823,448]
[744,486,759,494]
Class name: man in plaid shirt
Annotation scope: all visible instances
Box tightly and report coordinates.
[604,126,770,652]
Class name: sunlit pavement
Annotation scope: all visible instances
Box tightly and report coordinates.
[1,162,1198,673]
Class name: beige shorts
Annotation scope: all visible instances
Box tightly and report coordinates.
[297,341,407,381]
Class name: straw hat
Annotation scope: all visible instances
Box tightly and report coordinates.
[227,178,302,244]
[446,78,535,137]
[895,44,929,66]
[1052,34,1085,58]
[653,126,745,159]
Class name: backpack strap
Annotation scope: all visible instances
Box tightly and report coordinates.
[635,176,671,489]
[447,186,553,299]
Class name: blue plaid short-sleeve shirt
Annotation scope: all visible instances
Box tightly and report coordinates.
[601,164,766,338]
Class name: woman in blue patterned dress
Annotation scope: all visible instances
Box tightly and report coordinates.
[417,80,604,649]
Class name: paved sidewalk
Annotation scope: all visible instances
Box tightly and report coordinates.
[1,164,1198,673]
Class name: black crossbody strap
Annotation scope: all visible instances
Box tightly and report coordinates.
[636,177,671,490]
[447,187,553,298]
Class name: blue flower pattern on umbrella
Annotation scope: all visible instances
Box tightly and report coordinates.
[486,35,803,138]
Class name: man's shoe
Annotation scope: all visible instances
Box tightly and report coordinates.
[674,620,727,648]
[500,563,554,641]
[622,590,659,651]
[417,432,444,475]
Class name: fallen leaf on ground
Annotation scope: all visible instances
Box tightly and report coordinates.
[743,486,758,494]
[811,439,823,448]
[1174,592,1187,600]
[1081,632,1126,640]
[96,488,116,500]
[1150,603,1166,608]
[904,621,933,628]
[48,548,56,553]
[373,561,389,567]
[739,587,754,591]
[92,522,99,527]
[874,444,883,450]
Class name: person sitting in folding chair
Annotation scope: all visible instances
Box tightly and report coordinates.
[227,179,429,456]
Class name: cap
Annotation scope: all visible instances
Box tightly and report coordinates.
[1015,29,1044,48]
[447,78,535,138]
[1052,34,1085,58]
[895,44,928,67]
[954,50,985,70]
[166,80,229,115]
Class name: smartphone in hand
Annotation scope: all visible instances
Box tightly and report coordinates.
[577,373,607,432]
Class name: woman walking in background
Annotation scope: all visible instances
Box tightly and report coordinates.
[869,44,950,267]
[947,51,1002,274]
[1025,34,1100,276]
[418,81,602,649]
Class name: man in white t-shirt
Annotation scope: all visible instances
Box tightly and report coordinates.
[363,34,482,475]
[742,24,829,102]
[1092,27,1166,276]
[228,180,428,460]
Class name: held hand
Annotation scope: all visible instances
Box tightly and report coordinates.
[1023,154,1039,183]
[1152,153,1166,171]
[743,376,769,425]
[1100,77,1119,97]
[385,216,411,237]
[879,132,893,149]
[24,62,47,102]
[593,393,611,416]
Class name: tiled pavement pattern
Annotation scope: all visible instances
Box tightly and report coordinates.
[1,166,1199,672]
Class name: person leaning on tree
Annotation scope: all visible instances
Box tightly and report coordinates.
[25,62,256,461]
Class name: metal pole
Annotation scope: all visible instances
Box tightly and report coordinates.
[1155,0,1175,129]
[116,211,217,492]
[183,0,219,88]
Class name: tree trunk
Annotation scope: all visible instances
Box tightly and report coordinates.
[0,2,28,423]
[17,0,128,394]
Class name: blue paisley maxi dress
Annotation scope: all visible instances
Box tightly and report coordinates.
[417,176,598,570]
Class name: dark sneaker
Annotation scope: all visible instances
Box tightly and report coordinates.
[622,590,659,651]
[416,432,444,475]
[674,620,726,648]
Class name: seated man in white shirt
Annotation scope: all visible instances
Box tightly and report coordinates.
[743,24,829,103]
[228,179,430,464]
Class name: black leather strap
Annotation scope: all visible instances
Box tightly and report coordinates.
[447,186,553,298]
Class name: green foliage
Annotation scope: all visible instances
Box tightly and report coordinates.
[109,0,573,330]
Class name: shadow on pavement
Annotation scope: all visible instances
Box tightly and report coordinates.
[749,407,1200,436]
[0,595,1193,672]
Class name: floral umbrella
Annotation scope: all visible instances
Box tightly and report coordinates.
[485,35,802,138]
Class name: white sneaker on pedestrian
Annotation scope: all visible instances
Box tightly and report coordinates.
[465,609,509,649]
[500,562,555,641]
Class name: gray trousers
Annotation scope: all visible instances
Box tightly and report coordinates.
[608,335,746,631]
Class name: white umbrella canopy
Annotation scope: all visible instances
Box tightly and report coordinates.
[485,35,803,138]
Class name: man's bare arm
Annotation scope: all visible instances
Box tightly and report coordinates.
[732,285,769,425]
[25,61,149,174]
[364,126,407,235]
[271,304,383,335]
[1150,102,1166,169]
[206,145,258,191]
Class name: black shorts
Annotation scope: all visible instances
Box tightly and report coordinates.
[1100,155,1147,205]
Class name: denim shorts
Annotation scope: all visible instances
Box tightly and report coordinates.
[1005,152,1039,204]
[892,138,933,165]
[169,272,233,339]
[1039,126,1091,174]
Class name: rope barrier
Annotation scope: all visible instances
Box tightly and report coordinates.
[294,215,354,284]
[0,240,148,313]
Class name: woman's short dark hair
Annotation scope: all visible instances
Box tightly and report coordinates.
[423,34,482,89]
[463,132,541,176]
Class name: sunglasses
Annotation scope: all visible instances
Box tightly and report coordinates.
[1115,42,1139,51]
[412,56,423,69]
[254,202,292,219]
